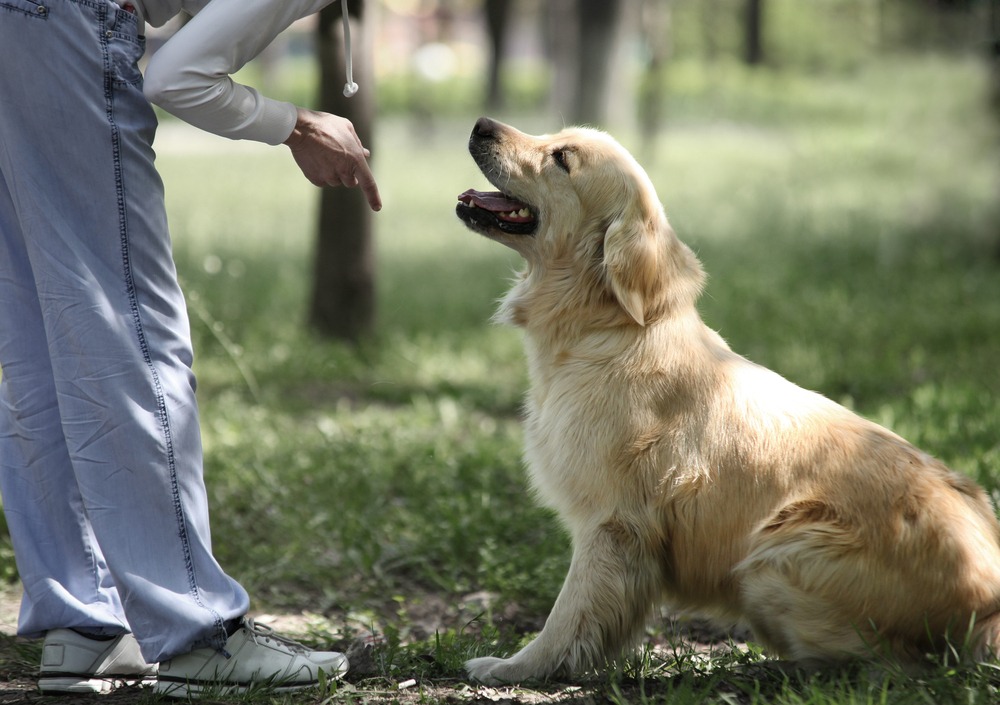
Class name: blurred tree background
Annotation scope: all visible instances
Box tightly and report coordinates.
[171,0,1000,341]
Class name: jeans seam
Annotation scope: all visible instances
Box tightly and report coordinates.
[99,1,225,647]
[0,4,48,19]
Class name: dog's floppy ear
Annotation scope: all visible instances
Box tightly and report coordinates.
[603,213,665,326]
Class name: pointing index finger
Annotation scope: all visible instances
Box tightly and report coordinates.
[354,158,381,211]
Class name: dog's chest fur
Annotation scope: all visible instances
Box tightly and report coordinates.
[520,344,628,525]
[516,325,691,531]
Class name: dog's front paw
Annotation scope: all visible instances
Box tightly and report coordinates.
[466,656,529,685]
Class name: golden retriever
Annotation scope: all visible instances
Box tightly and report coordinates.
[454,117,1000,684]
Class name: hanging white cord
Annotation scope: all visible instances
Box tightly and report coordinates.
[340,0,359,97]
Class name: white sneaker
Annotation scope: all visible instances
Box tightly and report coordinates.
[155,618,348,698]
[38,629,157,694]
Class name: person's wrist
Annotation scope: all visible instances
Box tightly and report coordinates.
[283,108,313,150]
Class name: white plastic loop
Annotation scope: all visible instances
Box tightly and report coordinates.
[340,0,358,98]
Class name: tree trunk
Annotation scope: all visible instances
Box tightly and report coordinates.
[638,0,672,154]
[484,0,512,111]
[310,0,376,341]
[544,0,578,121]
[574,0,623,126]
[744,0,764,66]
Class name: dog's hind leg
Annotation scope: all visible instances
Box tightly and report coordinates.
[970,610,1000,661]
[733,508,882,664]
[737,495,1000,667]
[466,517,660,684]
[736,555,876,663]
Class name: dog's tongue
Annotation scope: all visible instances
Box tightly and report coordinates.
[458,189,529,213]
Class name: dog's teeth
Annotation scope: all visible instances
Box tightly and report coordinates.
[497,208,532,222]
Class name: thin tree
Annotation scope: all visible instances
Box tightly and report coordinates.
[484,0,512,111]
[310,0,376,341]
[744,0,765,66]
[638,0,672,154]
[545,0,625,127]
[575,0,624,126]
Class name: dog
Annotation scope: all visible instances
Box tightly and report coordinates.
[455,117,1000,684]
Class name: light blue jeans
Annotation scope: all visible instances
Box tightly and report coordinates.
[0,0,249,662]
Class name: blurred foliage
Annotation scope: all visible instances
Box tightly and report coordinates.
[224,0,1000,120]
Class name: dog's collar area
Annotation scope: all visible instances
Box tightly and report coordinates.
[457,189,538,235]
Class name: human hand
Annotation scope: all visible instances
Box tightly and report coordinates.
[284,108,382,211]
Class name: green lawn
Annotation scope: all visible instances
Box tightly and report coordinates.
[3,54,1000,703]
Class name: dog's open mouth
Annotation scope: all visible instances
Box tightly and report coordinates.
[456,189,538,236]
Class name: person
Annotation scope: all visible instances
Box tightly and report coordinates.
[0,0,380,697]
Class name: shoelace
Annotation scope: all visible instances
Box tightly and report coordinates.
[242,619,310,654]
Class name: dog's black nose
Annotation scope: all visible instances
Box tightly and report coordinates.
[473,116,499,141]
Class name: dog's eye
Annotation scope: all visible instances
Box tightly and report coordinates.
[552,149,570,173]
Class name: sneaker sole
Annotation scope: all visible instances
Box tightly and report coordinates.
[39,675,155,694]
[154,678,324,698]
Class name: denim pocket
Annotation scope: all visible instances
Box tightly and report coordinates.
[108,32,145,86]
[106,2,144,87]
[0,0,49,18]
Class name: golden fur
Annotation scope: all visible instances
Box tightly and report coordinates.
[455,117,1000,684]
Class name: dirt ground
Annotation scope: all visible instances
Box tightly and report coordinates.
[0,587,599,704]
[0,586,750,704]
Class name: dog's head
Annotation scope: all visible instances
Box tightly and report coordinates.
[456,117,704,330]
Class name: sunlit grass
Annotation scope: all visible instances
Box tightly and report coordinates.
[1,53,998,703]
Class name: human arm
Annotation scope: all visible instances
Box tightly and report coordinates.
[143,0,380,210]
[142,0,331,144]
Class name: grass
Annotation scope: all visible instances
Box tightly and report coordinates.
[2,53,1000,703]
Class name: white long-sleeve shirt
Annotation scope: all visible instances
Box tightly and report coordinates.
[134,0,333,145]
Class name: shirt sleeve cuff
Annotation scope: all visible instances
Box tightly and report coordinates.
[254,99,298,146]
